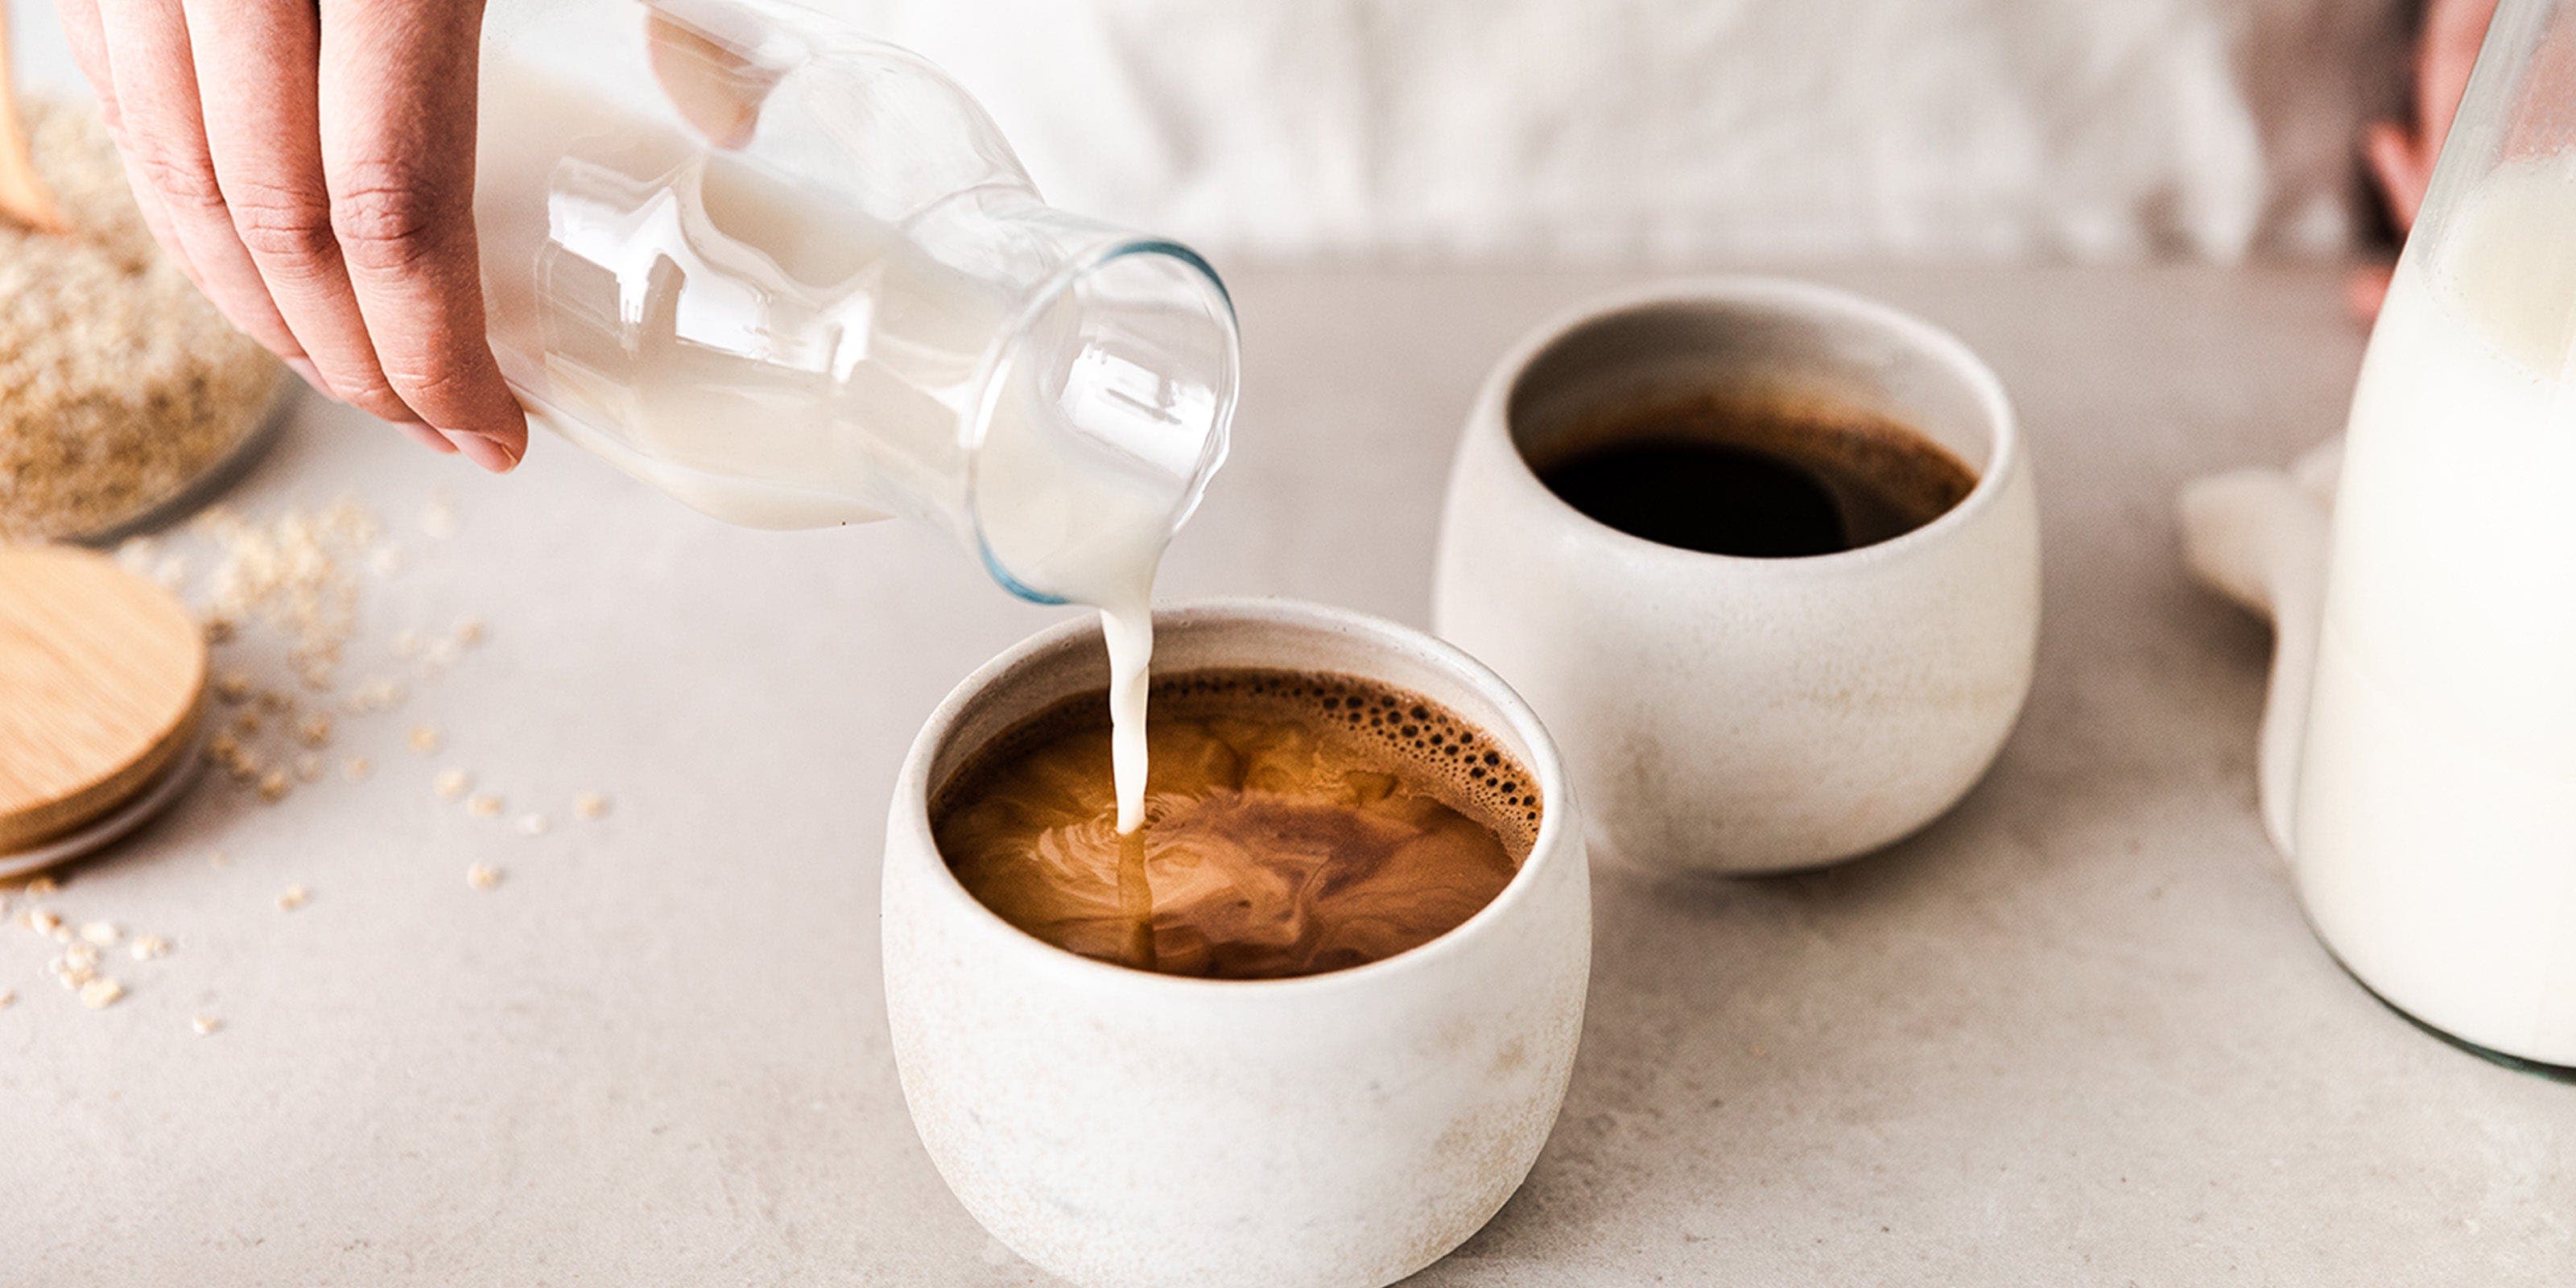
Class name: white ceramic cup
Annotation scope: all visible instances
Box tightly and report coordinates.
[882,599,1591,1288]
[1432,278,2040,876]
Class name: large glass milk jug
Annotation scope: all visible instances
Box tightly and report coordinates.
[2293,0,2576,1068]
[473,0,1239,605]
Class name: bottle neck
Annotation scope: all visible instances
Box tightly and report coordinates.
[938,198,1240,605]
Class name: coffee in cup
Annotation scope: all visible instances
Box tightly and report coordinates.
[933,668,1541,980]
[1433,277,2041,875]
[1532,389,1979,558]
[883,600,1590,1288]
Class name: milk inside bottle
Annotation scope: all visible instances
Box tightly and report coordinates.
[473,0,1239,832]
[2297,141,2576,1064]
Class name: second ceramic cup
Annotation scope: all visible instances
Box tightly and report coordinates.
[1432,278,2040,876]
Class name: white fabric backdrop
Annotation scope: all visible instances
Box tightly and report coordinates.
[2,0,2416,263]
[847,0,2413,263]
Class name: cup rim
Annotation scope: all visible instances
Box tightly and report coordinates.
[888,596,1576,995]
[1475,274,2023,575]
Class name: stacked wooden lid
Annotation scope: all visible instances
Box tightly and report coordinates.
[0,547,207,869]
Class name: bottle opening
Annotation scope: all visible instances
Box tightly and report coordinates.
[968,242,1241,606]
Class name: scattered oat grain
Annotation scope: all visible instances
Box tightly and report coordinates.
[465,863,502,890]
[192,1014,221,1036]
[573,792,610,820]
[214,671,252,703]
[298,712,332,746]
[466,794,503,819]
[434,769,471,800]
[77,920,118,946]
[516,813,550,836]
[454,617,485,646]
[258,770,291,803]
[0,989,14,1009]
[27,875,58,895]
[130,934,170,960]
[422,497,456,539]
[78,978,123,1009]
[350,677,406,712]
[345,755,373,781]
[408,724,441,754]
[23,908,60,935]
[276,885,308,911]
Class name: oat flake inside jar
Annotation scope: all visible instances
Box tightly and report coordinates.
[0,97,286,545]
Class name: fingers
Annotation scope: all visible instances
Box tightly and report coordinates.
[319,0,526,472]
[393,419,462,454]
[92,1,308,363]
[2346,264,2394,323]
[53,0,189,281]
[2418,0,2502,153]
[2358,0,2498,242]
[60,0,493,466]
[2364,120,2431,231]
[49,0,117,132]
[185,0,445,438]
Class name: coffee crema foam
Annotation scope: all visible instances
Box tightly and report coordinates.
[932,669,1540,980]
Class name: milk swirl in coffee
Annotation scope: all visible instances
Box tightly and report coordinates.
[933,670,1539,979]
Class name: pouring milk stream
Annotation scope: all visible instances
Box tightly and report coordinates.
[471,0,1238,836]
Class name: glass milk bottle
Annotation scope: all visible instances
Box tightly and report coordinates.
[472,0,1239,609]
[2293,0,2576,1068]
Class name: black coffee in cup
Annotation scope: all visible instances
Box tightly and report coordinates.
[1533,390,1978,557]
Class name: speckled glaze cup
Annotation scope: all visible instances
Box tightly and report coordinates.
[1433,279,2040,875]
[882,599,1590,1288]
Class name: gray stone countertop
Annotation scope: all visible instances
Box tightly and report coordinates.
[6,262,2571,1285]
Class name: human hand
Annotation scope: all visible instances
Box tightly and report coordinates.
[2351,0,2500,320]
[53,0,527,472]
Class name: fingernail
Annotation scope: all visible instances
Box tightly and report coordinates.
[454,431,522,475]
[394,421,460,455]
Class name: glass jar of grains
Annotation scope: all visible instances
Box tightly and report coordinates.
[0,97,286,545]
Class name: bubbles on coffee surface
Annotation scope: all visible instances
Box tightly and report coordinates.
[932,670,1538,980]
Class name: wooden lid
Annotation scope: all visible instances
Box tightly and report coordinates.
[0,547,206,855]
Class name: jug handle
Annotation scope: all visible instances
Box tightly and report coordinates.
[2177,439,2340,862]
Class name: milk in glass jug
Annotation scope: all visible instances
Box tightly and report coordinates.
[473,0,1238,613]
[2287,0,2576,1069]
